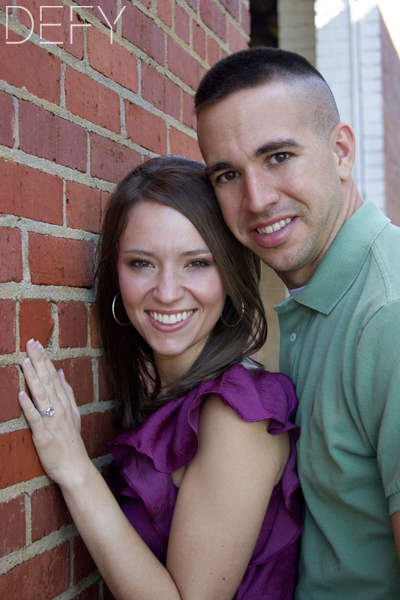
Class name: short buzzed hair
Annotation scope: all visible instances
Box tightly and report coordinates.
[195,47,340,136]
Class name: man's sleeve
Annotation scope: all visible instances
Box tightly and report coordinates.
[354,300,400,515]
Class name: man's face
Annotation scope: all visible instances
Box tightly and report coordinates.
[197,82,345,288]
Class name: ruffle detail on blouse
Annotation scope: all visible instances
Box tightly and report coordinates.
[108,364,302,564]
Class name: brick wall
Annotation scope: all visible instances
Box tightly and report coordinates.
[0,1,249,597]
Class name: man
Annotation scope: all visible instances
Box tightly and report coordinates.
[195,47,400,599]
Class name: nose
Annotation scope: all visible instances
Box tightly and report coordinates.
[243,171,279,214]
[152,267,185,305]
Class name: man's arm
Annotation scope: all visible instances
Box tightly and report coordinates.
[392,511,400,564]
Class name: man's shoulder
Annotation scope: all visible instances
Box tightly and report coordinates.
[368,221,400,300]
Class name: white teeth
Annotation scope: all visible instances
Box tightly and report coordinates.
[149,310,194,324]
[257,217,293,235]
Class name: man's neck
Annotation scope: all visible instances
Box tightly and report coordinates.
[278,184,364,289]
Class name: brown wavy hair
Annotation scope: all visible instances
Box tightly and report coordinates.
[96,156,267,431]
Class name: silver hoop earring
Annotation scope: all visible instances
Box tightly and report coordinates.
[112,293,131,326]
[220,300,245,328]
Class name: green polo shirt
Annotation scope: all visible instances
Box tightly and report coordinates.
[276,201,400,599]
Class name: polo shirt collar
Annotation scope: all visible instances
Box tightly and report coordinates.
[289,201,390,315]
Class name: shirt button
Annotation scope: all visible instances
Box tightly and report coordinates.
[290,333,297,342]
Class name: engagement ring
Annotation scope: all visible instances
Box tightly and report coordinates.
[39,403,55,417]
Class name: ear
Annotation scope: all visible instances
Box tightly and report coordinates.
[330,122,356,181]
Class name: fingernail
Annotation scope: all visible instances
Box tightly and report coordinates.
[58,369,64,377]
[23,358,33,370]
[27,338,35,347]
[37,342,44,352]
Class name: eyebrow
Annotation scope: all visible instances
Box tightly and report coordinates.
[123,249,211,257]
[205,138,303,178]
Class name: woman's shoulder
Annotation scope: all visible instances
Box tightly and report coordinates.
[197,362,298,426]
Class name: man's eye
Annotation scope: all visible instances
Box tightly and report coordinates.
[218,171,239,183]
[270,152,290,164]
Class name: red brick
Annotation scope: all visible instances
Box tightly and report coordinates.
[157,0,172,27]
[207,35,220,67]
[90,132,142,184]
[29,233,95,288]
[0,91,14,148]
[193,22,206,59]
[73,535,97,584]
[165,78,182,121]
[71,582,99,600]
[241,4,250,36]
[65,68,120,133]
[0,300,16,355]
[100,191,111,227]
[81,410,117,459]
[220,48,228,59]
[66,181,102,234]
[125,102,167,154]
[141,63,181,120]
[175,4,190,44]
[220,0,239,19]
[53,358,94,407]
[19,299,54,351]
[167,36,202,90]
[97,358,112,403]
[141,63,164,111]
[228,22,248,52]
[0,228,22,283]
[19,101,87,172]
[89,305,101,349]
[0,542,70,599]
[58,301,87,348]
[182,92,196,129]
[88,27,138,93]
[200,0,226,41]
[17,0,84,59]
[31,484,72,541]
[0,160,63,225]
[122,2,165,66]
[137,0,151,8]
[0,496,25,558]
[0,25,60,104]
[73,0,120,31]
[0,430,45,489]
[170,128,203,161]
[0,367,21,422]
[186,0,197,9]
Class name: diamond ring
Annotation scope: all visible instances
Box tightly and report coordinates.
[39,403,55,417]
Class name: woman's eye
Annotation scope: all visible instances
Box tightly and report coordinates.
[129,260,152,269]
[187,260,211,269]
[270,152,290,164]
[218,171,239,183]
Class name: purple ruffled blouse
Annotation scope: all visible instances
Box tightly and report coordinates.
[108,364,302,599]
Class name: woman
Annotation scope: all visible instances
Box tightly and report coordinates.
[19,156,301,599]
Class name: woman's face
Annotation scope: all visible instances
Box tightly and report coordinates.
[117,201,226,380]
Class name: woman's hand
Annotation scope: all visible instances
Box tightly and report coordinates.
[19,339,90,487]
